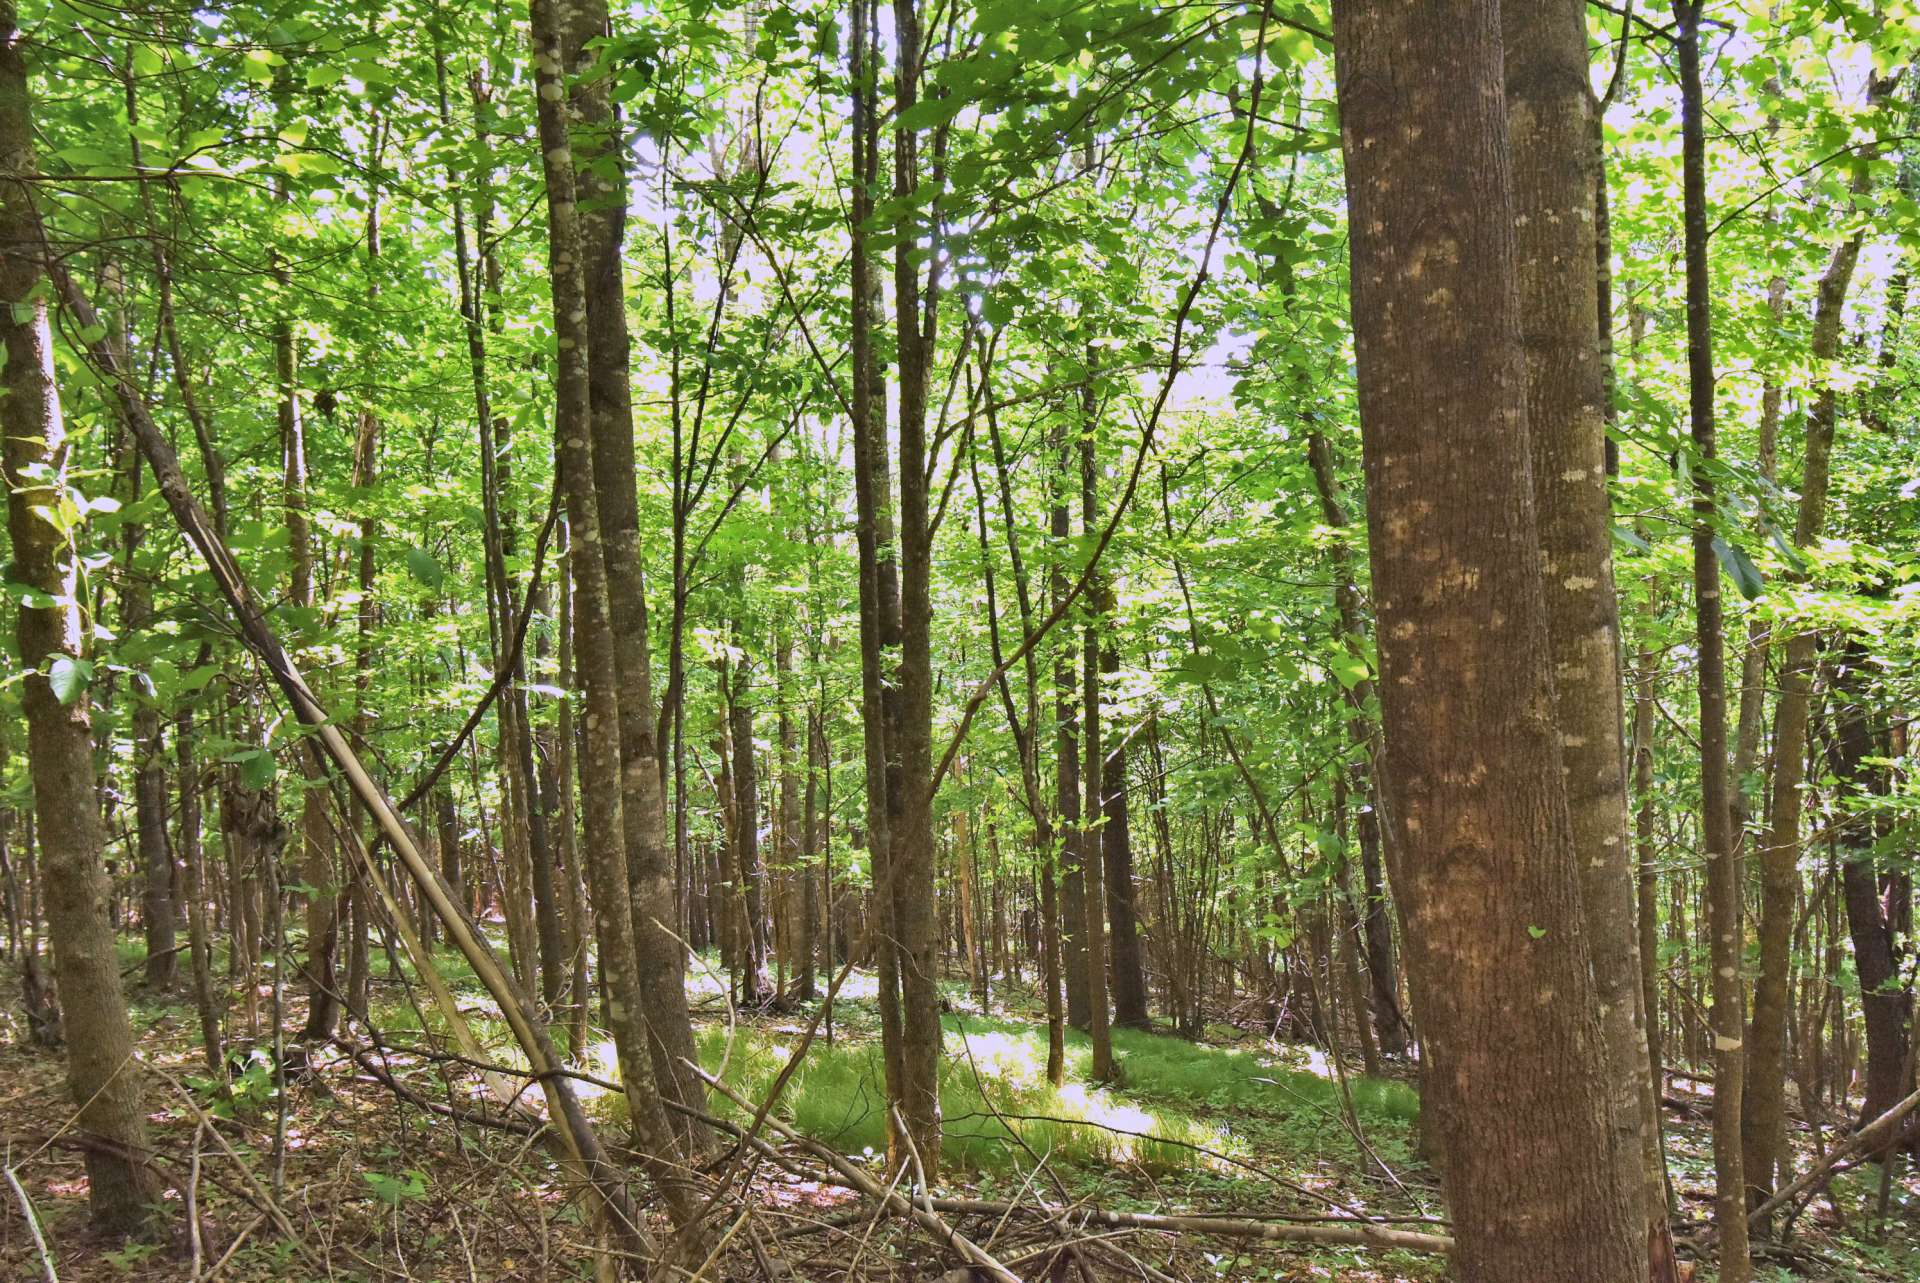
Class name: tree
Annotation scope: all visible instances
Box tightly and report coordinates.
[0,2,161,1234]
[1332,0,1646,1277]
[1502,0,1667,1260]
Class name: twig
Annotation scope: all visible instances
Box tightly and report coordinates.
[187,1120,206,1281]
[689,1064,1028,1283]
[3,1162,57,1283]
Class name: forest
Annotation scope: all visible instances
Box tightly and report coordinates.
[0,0,1915,1280]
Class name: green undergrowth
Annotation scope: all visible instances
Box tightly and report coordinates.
[659,1007,1419,1179]
[351,949,1418,1184]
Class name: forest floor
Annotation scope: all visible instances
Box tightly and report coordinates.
[0,939,1914,1282]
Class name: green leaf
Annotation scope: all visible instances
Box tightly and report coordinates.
[48,656,93,705]
[1612,524,1652,554]
[897,95,965,132]
[1526,925,1547,940]
[1711,536,1765,600]
[239,750,277,791]
[405,546,444,590]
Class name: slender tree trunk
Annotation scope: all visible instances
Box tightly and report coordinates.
[555,0,703,1125]
[887,0,944,1177]
[177,706,224,1079]
[730,654,772,1005]
[1306,433,1408,1058]
[1830,648,1913,1129]
[526,0,700,1226]
[1674,6,1750,1276]
[1081,404,1113,1078]
[1744,227,1862,1217]
[1333,3,1645,1278]
[1101,669,1148,1030]
[0,16,161,1229]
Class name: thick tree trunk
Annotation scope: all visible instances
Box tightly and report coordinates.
[1502,0,1666,1259]
[1332,3,1646,1279]
[0,15,161,1230]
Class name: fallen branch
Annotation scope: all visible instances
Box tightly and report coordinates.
[932,1197,1454,1254]
[688,1063,1029,1283]
[1748,1083,1920,1225]
[670,1086,1456,1259]
[3,1162,57,1283]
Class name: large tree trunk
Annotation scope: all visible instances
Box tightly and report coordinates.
[1674,6,1750,1276]
[1332,3,1645,1279]
[0,11,161,1231]
[1502,0,1666,1261]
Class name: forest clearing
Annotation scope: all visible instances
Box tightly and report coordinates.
[0,0,1917,1280]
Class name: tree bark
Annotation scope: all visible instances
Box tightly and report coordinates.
[1743,228,1861,1215]
[1503,0,1666,1257]
[527,0,700,1225]
[1673,6,1750,1276]
[1332,2,1646,1278]
[0,12,161,1230]
[555,0,702,1124]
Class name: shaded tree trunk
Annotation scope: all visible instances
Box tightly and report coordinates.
[1744,226,1862,1215]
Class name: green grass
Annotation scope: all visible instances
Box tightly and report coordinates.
[356,949,1420,1183]
[667,1007,1418,1179]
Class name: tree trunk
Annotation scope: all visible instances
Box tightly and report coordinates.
[729,655,772,1005]
[1332,2,1645,1278]
[1674,6,1750,1276]
[1502,0,1666,1258]
[0,14,161,1229]
[177,706,224,1080]
[555,0,703,1126]
[1830,647,1913,1129]
[526,0,700,1226]
[1101,678,1149,1030]
[1306,433,1408,1058]
[1081,406,1113,1079]
[1744,227,1862,1215]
